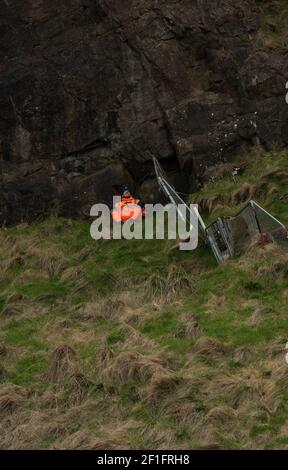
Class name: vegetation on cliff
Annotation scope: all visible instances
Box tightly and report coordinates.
[0,149,287,449]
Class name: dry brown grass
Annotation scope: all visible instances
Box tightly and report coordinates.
[267,186,280,198]
[197,196,224,214]
[37,253,65,278]
[120,301,160,326]
[246,306,274,326]
[0,402,88,449]
[41,345,92,407]
[195,426,222,450]
[0,410,48,449]
[0,253,25,274]
[71,293,131,324]
[138,425,178,450]
[268,337,287,358]
[240,238,288,281]
[101,351,170,391]
[205,294,226,315]
[1,294,48,321]
[261,169,288,183]
[0,232,67,278]
[145,371,180,403]
[144,265,194,303]
[206,404,237,424]
[44,318,96,348]
[230,183,256,205]
[175,313,202,338]
[164,398,202,426]
[193,336,230,359]
[203,162,245,182]
[60,266,84,282]
[232,346,254,364]
[0,383,27,414]
[206,366,282,414]
[97,343,114,368]
[0,343,7,357]
[41,345,81,383]
[0,409,64,449]
[0,364,8,383]
[73,285,162,328]
[256,252,288,282]
[52,421,137,450]
[68,279,90,297]
[0,202,287,450]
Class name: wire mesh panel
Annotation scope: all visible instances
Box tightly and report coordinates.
[223,200,288,256]
[153,157,288,263]
[225,204,259,256]
[204,201,288,261]
[251,201,288,251]
[153,157,206,240]
[206,222,228,264]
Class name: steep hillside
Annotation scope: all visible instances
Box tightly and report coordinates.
[0,149,287,450]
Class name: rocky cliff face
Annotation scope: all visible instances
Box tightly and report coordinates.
[0,0,287,224]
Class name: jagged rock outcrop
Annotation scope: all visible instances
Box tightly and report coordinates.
[0,0,287,224]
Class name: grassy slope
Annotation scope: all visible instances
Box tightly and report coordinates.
[256,0,288,50]
[0,149,288,450]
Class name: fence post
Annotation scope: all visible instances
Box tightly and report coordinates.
[250,201,262,234]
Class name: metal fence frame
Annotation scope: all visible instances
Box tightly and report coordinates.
[206,200,288,263]
[153,157,288,264]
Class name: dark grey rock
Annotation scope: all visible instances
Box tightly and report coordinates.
[0,0,287,224]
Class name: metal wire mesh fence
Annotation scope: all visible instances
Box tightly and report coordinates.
[153,157,288,264]
[153,157,206,240]
[252,201,288,251]
[207,200,288,262]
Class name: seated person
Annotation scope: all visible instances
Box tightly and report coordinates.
[112,186,144,222]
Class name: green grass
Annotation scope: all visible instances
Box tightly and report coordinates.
[10,354,48,385]
[139,310,194,352]
[256,0,288,50]
[190,148,288,224]
[5,318,48,352]
[0,148,288,450]
[16,277,69,302]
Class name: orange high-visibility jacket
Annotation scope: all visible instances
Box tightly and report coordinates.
[114,196,140,210]
[112,196,143,223]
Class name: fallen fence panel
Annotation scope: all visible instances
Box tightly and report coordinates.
[153,157,288,264]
